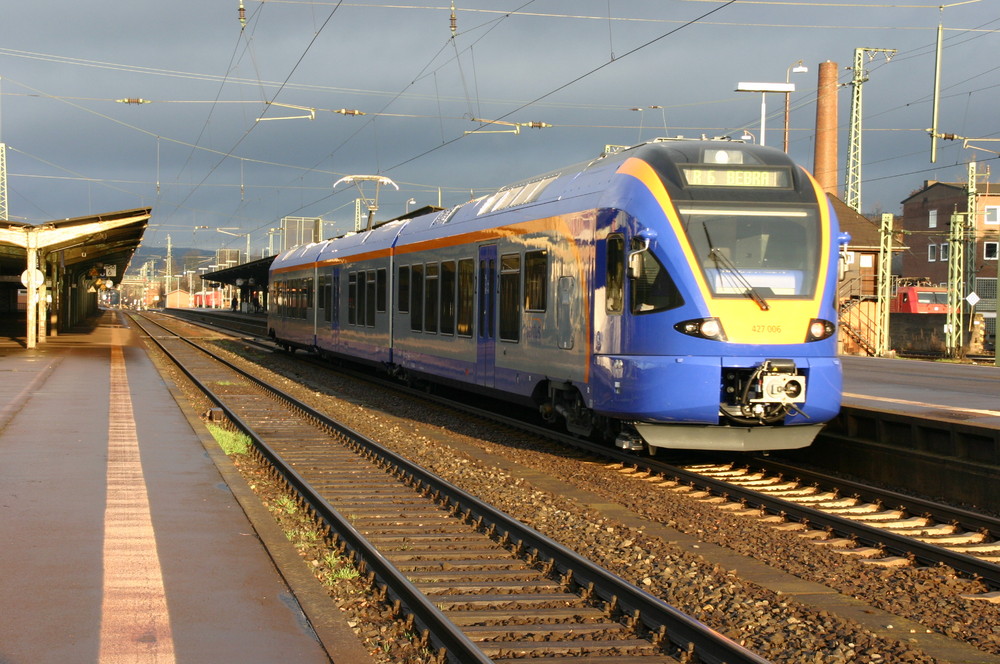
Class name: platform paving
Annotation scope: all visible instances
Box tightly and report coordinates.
[0,311,372,664]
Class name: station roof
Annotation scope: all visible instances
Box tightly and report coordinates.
[202,254,274,288]
[0,208,151,284]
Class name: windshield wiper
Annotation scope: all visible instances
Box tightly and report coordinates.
[707,247,770,311]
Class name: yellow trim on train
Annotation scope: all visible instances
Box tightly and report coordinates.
[616,157,833,345]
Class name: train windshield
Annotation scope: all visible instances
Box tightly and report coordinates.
[917,291,948,304]
[678,205,820,299]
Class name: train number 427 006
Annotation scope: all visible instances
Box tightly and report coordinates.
[752,324,783,334]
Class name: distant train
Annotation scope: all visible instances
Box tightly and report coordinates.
[269,138,845,453]
[889,286,952,314]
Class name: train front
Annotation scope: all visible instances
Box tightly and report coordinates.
[595,140,842,452]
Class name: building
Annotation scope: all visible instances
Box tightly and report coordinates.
[898,180,1000,347]
[830,195,907,355]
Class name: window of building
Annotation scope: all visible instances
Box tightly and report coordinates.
[985,206,1000,225]
[928,244,937,262]
[986,241,998,261]
[928,209,938,228]
[939,243,950,262]
[499,253,521,342]
[524,250,548,312]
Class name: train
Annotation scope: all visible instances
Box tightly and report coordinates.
[268,138,845,453]
[889,285,952,313]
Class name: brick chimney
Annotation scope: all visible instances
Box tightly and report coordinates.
[813,61,839,196]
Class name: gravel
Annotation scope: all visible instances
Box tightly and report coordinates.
[202,338,1000,664]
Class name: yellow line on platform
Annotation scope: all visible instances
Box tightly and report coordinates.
[99,341,176,663]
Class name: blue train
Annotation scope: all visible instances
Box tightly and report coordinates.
[268,138,844,452]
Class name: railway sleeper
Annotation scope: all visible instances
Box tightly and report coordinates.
[460,621,632,640]
[479,639,663,657]
[435,592,594,610]
[386,550,521,562]
[405,569,554,583]
[393,559,532,572]
[416,580,565,594]
[443,606,612,626]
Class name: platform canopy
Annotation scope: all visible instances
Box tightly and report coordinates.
[0,207,151,285]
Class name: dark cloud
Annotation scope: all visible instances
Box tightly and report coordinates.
[1,0,996,254]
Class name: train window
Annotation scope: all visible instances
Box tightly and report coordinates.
[365,271,377,326]
[457,258,475,337]
[292,279,306,318]
[398,266,410,313]
[424,263,439,333]
[304,278,313,319]
[524,250,548,312]
[410,264,424,331]
[358,272,368,325]
[376,268,387,313]
[331,271,339,326]
[440,261,456,335]
[319,274,331,322]
[499,253,521,342]
[347,273,358,325]
[630,238,684,315]
[606,235,625,314]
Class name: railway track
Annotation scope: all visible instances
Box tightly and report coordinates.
[683,459,1000,583]
[164,307,1000,592]
[130,311,769,664]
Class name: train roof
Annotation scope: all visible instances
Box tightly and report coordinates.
[271,137,811,269]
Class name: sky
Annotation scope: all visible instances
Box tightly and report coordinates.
[1,1,997,265]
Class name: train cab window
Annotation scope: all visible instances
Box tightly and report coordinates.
[365,270,377,326]
[440,261,456,335]
[424,263,439,333]
[398,266,410,314]
[606,235,625,314]
[457,258,475,337]
[410,264,424,331]
[499,253,521,342]
[524,250,548,312]
[682,206,820,298]
[631,238,684,314]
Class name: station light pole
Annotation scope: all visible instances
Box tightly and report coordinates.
[784,61,808,152]
[736,81,795,148]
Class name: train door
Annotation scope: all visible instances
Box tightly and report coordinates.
[476,244,497,387]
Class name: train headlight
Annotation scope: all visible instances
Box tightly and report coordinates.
[674,317,727,341]
[806,318,836,342]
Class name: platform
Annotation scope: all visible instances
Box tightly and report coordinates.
[0,311,372,664]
